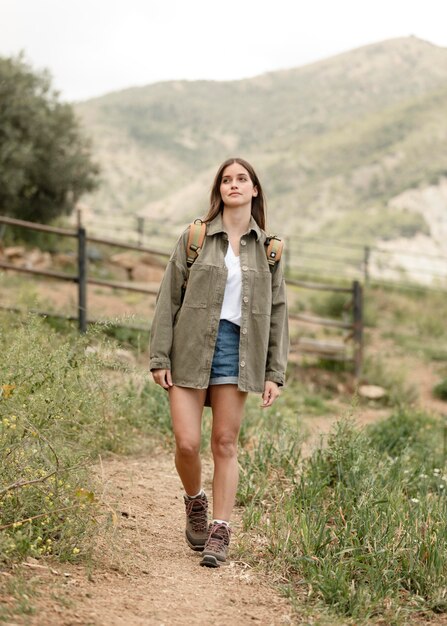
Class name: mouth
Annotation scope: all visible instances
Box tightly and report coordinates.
[229,192,241,196]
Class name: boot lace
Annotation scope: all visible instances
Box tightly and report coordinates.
[185,496,208,532]
[205,522,231,552]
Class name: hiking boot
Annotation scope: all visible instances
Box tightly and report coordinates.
[184,492,209,551]
[200,522,231,568]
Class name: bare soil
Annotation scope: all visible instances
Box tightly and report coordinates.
[7,451,294,626]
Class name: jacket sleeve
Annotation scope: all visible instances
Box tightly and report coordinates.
[149,230,188,371]
[265,257,289,386]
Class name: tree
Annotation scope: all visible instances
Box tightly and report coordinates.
[0,54,99,223]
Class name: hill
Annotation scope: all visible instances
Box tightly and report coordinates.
[75,36,447,247]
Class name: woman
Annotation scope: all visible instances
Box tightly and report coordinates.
[150,157,289,568]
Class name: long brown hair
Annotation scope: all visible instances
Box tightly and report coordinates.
[203,157,266,231]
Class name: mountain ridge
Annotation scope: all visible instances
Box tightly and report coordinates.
[76,36,447,250]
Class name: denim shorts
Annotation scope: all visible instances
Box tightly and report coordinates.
[209,319,240,385]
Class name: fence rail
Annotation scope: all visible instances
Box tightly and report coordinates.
[0,215,364,376]
[78,213,447,291]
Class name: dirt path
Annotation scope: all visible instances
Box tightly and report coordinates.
[16,450,293,626]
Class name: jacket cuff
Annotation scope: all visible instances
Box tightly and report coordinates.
[265,371,285,387]
[149,358,171,371]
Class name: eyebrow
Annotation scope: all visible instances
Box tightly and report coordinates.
[222,172,249,177]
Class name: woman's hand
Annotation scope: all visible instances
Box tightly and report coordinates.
[151,369,173,390]
[261,381,280,408]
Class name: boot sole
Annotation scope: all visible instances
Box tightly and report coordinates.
[200,554,225,568]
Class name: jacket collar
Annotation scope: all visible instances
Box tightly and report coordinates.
[206,213,262,241]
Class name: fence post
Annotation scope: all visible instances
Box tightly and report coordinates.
[136,216,145,246]
[363,246,370,284]
[352,280,363,378]
[77,225,87,333]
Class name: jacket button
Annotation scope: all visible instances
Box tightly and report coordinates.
[243,296,249,304]
[242,265,248,271]
[240,361,246,367]
[240,240,247,246]
[242,328,247,334]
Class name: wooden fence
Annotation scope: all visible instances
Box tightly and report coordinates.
[0,215,363,376]
[77,211,447,291]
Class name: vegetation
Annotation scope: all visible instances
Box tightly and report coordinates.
[0,54,99,224]
[433,378,447,401]
[237,412,447,622]
[0,313,168,566]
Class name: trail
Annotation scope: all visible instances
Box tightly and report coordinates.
[18,450,293,626]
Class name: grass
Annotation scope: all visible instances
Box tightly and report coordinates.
[360,354,417,407]
[0,312,169,568]
[369,286,447,363]
[237,411,447,623]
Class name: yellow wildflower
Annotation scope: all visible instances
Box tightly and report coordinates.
[1,384,16,399]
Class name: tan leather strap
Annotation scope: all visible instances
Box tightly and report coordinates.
[265,236,283,267]
[186,219,207,267]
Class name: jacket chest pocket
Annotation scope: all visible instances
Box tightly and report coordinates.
[183,266,212,308]
[252,272,272,315]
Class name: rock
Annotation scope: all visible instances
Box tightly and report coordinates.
[87,246,103,262]
[53,252,76,268]
[109,252,138,280]
[358,384,387,400]
[109,252,136,270]
[139,253,167,268]
[132,263,165,282]
[4,246,25,259]
[25,248,52,270]
[114,349,136,365]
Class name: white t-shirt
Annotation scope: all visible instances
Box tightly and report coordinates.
[220,244,242,326]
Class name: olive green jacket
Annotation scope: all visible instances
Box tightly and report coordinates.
[149,214,289,393]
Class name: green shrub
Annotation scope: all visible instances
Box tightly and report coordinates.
[0,313,171,564]
[312,292,351,319]
[238,413,447,621]
[433,378,447,401]
[102,324,150,351]
[367,408,445,465]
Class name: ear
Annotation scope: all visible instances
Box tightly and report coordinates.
[252,186,258,197]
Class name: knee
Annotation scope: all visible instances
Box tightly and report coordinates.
[176,439,200,459]
[212,433,238,459]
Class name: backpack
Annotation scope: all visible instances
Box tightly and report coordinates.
[186,219,283,268]
[182,219,283,301]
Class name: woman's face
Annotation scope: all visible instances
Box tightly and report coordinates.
[220,162,258,210]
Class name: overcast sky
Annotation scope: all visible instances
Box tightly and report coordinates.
[1,0,446,102]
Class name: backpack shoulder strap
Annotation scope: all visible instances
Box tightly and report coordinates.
[186,219,207,267]
[265,235,284,267]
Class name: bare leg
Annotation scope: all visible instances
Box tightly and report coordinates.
[209,384,247,521]
[169,386,206,495]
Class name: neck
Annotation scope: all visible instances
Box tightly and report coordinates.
[222,206,251,236]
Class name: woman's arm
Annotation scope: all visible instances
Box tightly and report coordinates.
[151,368,173,389]
[149,231,188,373]
[265,257,289,387]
